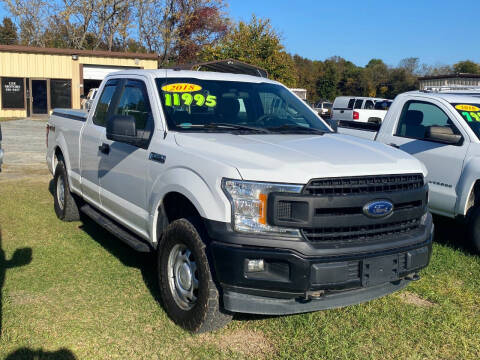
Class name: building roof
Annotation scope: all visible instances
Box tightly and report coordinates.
[0,44,158,60]
[173,59,268,78]
[419,73,480,81]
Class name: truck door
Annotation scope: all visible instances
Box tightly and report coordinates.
[379,98,468,216]
[97,78,154,236]
[80,79,120,207]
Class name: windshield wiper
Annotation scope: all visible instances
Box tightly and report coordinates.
[186,123,271,133]
[266,124,327,135]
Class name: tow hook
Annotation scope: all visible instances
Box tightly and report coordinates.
[303,290,325,301]
[405,273,421,281]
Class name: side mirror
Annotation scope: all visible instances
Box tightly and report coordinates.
[425,126,462,145]
[106,115,141,146]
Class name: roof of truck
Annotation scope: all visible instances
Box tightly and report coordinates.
[404,91,480,104]
[105,69,279,84]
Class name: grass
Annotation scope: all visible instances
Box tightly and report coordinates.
[0,178,479,359]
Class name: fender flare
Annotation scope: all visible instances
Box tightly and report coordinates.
[53,134,72,176]
[455,157,480,216]
[148,167,231,244]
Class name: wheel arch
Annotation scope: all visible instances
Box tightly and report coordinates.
[148,168,231,245]
[456,157,480,216]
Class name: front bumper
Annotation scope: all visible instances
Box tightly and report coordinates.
[207,213,433,315]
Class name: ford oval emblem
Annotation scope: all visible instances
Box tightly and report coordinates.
[363,200,394,218]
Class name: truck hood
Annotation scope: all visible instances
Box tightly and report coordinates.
[174,133,426,184]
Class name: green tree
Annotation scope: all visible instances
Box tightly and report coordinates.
[0,17,18,45]
[453,60,480,74]
[293,55,322,102]
[201,15,297,87]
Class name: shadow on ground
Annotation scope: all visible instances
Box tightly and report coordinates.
[0,227,32,337]
[4,348,76,360]
[432,215,477,255]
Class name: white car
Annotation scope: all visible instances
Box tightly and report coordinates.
[47,69,433,333]
[313,101,332,116]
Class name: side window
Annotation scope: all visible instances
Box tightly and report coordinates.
[93,80,118,127]
[365,100,375,109]
[395,100,459,141]
[112,80,153,131]
[347,98,355,109]
[354,99,363,109]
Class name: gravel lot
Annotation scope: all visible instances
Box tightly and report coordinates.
[1,119,50,182]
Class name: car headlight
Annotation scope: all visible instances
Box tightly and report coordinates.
[222,179,303,236]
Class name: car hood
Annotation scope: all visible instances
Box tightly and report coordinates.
[174,132,426,184]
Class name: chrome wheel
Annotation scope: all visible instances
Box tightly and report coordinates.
[57,175,65,210]
[167,244,199,310]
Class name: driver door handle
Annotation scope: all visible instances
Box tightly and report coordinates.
[389,143,400,149]
[98,143,110,155]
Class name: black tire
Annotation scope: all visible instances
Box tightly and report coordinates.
[158,218,232,333]
[467,207,480,253]
[53,161,80,222]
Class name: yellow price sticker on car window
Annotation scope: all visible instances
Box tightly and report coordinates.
[164,93,217,108]
[455,104,480,112]
[161,83,202,93]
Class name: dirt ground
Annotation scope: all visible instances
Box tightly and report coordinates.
[1,119,51,183]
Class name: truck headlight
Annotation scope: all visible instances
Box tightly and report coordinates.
[222,179,303,236]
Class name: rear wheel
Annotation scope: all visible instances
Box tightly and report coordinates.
[467,206,480,252]
[158,218,232,333]
[53,161,80,222]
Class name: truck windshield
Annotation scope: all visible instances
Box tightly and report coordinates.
[156,78,330,133]
[452,103,480,139]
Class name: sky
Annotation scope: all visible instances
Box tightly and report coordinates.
[228,0,478,67]
[0,0,477,68]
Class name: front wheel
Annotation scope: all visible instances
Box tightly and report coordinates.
[158,218,232,333]
[467,207,480,253]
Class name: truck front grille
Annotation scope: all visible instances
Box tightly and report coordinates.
[302,218,422,243]
[292,174,426,245]
[303,174,424,196]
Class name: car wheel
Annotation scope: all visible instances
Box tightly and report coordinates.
[158,218,232,333]
[53,161,80,222]
[467,206,480,252]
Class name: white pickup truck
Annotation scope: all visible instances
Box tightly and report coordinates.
[46,69,433,333]
[331,96,392,124]
[337,90,480,251]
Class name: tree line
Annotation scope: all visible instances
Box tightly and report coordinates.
[0,0,479,101]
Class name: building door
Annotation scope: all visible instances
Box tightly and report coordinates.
[31,80,48,114]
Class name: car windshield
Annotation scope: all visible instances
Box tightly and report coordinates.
[156,78,330,133]
[323,103,332,109]
[452,103,480,139]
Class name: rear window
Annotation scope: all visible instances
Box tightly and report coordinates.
[354,99,363,109]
